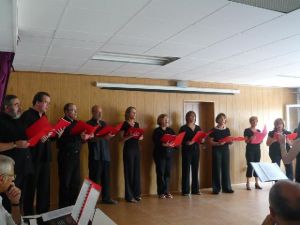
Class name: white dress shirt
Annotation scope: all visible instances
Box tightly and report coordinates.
[0,195,25,225]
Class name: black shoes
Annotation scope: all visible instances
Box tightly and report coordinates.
[223,189,234,193]
[102,199,118,204]
[255,183,262,190]
[212,190,219,195]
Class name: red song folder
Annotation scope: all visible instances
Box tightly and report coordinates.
[95,126,117,137]
[287,132,298,140]
[161,134,176,143]
[25,115,52,139]
[191,131,212,143]
[71,121,99,135]
[50,118,71,137]
[28,129,51,147]
[218,136,245,143]
[126,127,144,139]
[172,131,186,147]
[251,125,267,144]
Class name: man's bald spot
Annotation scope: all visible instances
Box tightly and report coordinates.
[91,105,102,113]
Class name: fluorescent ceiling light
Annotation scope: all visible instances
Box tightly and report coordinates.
[229,0,300,13]
[277,74,300,79]
[96,82,240,95]
[91,52,179,66]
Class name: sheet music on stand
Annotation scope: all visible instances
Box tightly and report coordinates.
[251,162,288,182]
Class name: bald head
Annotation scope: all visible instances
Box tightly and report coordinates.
[91,105,102,120]
[269,180,300,222]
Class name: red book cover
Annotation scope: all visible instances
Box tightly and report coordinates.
[96,123,123,137]
[173,132,186,147]
[191,131,211,143]
[251,125,267,144]
[96,126,117,137]
[161,134,176,143]
[50,118,71,137]
[25,115,52,139]
[287,133,297,140]
[126,127,144,139]
[70,121,99,135]
[53,118,71,132]
[218,136,245,143]
[28,128,51,147]
[114,122,124,131]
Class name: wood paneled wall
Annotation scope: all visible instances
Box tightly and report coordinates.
[7,71,296,206]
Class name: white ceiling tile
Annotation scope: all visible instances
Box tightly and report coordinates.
[101,43,149,54]
[8,0,300,87]
[81,60,124,70]
[47,45,96,58]
[51,38,103,49]
[18,0,68,30]
[43,57,87,67]
[57,7,131,38]
[169,3,281,47]
[69,0,150,16]
[54,30,111,42]
[146,41,204,57]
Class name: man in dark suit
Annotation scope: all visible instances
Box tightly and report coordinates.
[87,105,117,204]
[19,91,52,215]
[0,95,32,212]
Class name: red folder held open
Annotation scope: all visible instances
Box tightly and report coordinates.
[172,132,186,147]
[161,134,176,143]
[26,115,52,139]
[126,127,144,139]
[26,116,53,147]
[218,136,245,143]
[50,118,71,137]
[251,125,267,144]
[96,122,123,137]
[191,131,212,143]
[70,121,99,135]
[287,132,298,140]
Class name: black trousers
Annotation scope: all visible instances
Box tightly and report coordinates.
[182,149,200,194]
[123,147,141,201]
[89,159,112,201]
[245,147,261,177]
[154,156,172,195]
[23,161,50,215]
[212,148,232,192]
[58,151,80,208]
[295,153,300,183]
[269,151,294,180]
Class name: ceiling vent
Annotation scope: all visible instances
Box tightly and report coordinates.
[228,0,300,13]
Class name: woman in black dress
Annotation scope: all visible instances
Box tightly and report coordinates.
[209,113,234,194]
[120,106,143,203]
[244,116,262,190]
[266,118,293,180]
[179,111,201,196]
[152,114,176,199]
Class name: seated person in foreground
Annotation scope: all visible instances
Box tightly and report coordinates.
[0,155,24,225]
[262,180,300,225]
